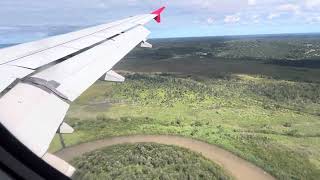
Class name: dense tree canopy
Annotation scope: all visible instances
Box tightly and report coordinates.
[72,143,232,180]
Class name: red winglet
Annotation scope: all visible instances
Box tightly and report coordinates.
[151,6,165,23]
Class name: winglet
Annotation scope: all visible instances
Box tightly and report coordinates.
[151,6,166,23]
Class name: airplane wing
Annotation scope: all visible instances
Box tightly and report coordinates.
[0,6,165,179]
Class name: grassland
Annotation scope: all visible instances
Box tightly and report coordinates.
[50,36,320,180]
[71,143,232,180]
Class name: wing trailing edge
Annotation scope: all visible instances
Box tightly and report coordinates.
[42,153,75,178]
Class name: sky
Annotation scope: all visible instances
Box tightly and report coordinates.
[0,0,320,44]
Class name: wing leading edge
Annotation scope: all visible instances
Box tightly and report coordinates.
[0,6,165,178]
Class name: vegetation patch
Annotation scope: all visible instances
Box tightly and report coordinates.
[72,143,232,180]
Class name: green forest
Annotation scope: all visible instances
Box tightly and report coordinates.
[72,143,232,180]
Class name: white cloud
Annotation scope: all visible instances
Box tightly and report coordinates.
[306,16,320,23]
[276,4,301,14]
[224,13,241,24]
[1,0,320,39]
[251,15,260,23]
[207,17,215,24]
[268,13,281,20]
[0,26,19,30]
[248,0,256,6]
[179,0,249,13]
[267,3,301,20]
[97,2,107,9]
[305,0,320,9]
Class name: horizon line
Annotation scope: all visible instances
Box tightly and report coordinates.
[150,32,320,40]
[1,32,320,47]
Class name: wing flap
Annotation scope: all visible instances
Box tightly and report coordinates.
[0,83,69,157]
[33,25,150,101]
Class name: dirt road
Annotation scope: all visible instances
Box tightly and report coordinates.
[55,135,275,180]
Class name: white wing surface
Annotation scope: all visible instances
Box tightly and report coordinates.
[0,6,165,177]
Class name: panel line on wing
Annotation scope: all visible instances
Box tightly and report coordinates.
[11,34,121,75]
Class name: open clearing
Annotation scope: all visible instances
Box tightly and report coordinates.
[55,135,275,180]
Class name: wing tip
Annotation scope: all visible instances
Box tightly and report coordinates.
[151,6,166,23]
